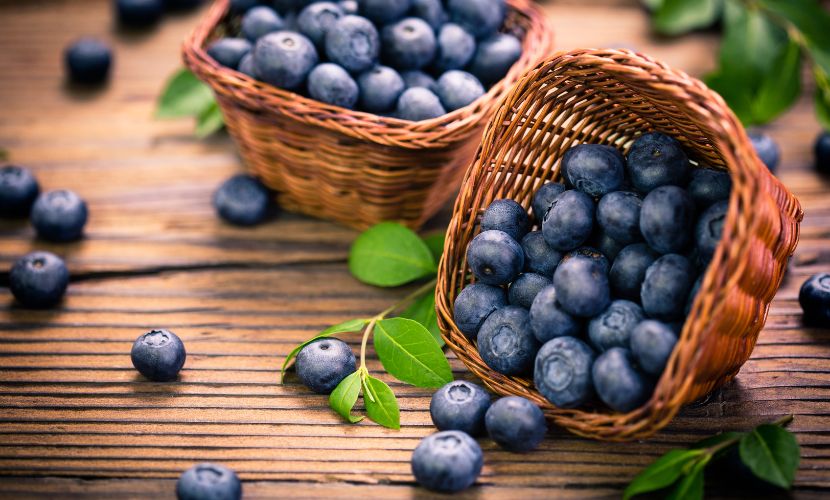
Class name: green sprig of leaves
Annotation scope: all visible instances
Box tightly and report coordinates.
[156,68,225,137]
[282,223,450,429]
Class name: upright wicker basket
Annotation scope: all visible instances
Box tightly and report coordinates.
[182,0,554,230]
[436,49,803,441]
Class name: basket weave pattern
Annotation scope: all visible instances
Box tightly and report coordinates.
[183,0,554,229]
[435,49,803,441]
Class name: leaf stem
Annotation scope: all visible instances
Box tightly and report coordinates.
[705,415,794,455]
[359,319,377,369]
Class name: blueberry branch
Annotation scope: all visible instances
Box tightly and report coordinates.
[703,414,794,455]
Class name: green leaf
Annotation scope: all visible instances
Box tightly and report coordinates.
[693,431,743,460]
[642,0,664,11]
[156,68,215,119]
[329,371,363,423]
[623,449,705,500]
[756,0,830,76]
[751,37,802,124]
[362,373,400,429]
[653,0,721,36]
[666,456,708,500]
[422,232,446,263]
[195,101,225,138]
[280,318,369,382]
[739,424,800,489]
[373,317,452,388]
[815,68,830,131]
[401,289,443,346]
[348,222,436,287]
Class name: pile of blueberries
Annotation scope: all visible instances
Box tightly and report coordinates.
[206,0,522,120]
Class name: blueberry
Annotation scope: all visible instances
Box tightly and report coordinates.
[297,2,343,49]
[213,174,272,226]
[589,229,625,262]
[481,199,529,241]
[447,0,504,39]
[485,396,546,452]
[238,53,256,77]
[530,181,566,222]
[562,144,625,197]
[609,243,658,301]
[254,31,318,89]
[64,38,112,85]
[468,33,521,85]
[687,168,731,209]
[0,165,39,217]
[552,253,611,317]
[816,131,830,174]
[9,251,69,308]
[561,246,609,274]
[410,0,448,30]
[799,273,830,326]
[626,132,689,192]
[477,306,540,375]
[534,336,595,408]
[695,199,727,261]
[396,87,446,120]
[430,380,492,435]
[630,320,678,376]
[641,254,695,321]
[596,191,642,245]
[116,0,163,28]
[466,229,523,285]
[433,24,476,73]
[541,190,595,252]
[453,283,507,339]
[131,329,186,381]
[325,16,379,74]
[31,190,88,242]
[357,65,405,112]
[508,272,551,309]
[242,6,285,41]
[207,38,253,70]
[381,18,436,71]
[749,131,780,173]
[639,185,694,254]
[308,63,359,108]
[229,0,259,13]
[295,337,356,394]
[521,231,562,276]
[411,430,483,493]
[528,285,581,343]
[588,299,644,351]
[176,463,241,500]
[338,0,358,14]
[359,0,412,25]
[592,347,651,412]
[401,70,437,91]
[435,70,485,111]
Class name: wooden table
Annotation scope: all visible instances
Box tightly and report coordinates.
[1,1,828,498]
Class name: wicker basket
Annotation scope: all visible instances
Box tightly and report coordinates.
[182,0,554,230]
[435,49,804,441]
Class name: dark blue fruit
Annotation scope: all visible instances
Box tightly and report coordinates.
[685,276,701,315]
[31,190,88,242]
[453,283,507,339]
[229,0,259,12]
[325,16,379,74]
[295,337,356,394]
[357,65,405,112]
[481,199,530,241]
[207,38,253,70]
[116,0,163,28]
[626,132,689,192]
[360,0,412,24]
[531,181,566,223]
[410,0,448,30]
[521,231,562,276]
[400,70,436,91]
[254,32,318,89]
[297,2,343,49]
[307,63,358,108]
[411,430,483,493]
[64,38,112,84]
[9,251,69,308]
[529,285,581,343]
[592,347,651,412]
[213,174,272,226]
[630,319,678,376]
[382,17,436,71]
[131,329,186,381]
[477,306,540,375]
[816,131,830,174]
[590,229,625,262]
[430,380,492,435]
[561,246,609,273]
[639,185,694,254]
[485,396,547,452]
[338,0,358,14]
[695,200,727,261]
[466,229,524,285]
[588,299,644,351]
[597,191,642,245]
[176,463,241,500]
[0,165,39,217]
[469,33,521,85]
[447,0,505,39]
[552,253,611,317]
[641,253,695,321]
[435,70,485,112]
[609,243,658,301]
[433,23,476,72]
[238,53,256,77]
[508,272,551,309]
[396,87,446,120]
[687,168,731,208]
[242,6,285,41]
[799,273,830,326]
[541,190,595,252]
[534,336,595,408]
[749,131,780,173]
[562,144,625,197]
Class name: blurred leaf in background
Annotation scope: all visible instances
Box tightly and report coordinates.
[156,68,224,136]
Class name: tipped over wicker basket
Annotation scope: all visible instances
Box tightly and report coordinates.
[182,0,554,230]
[435,49,803,441]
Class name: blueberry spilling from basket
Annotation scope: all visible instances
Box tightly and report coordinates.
[454,132,735,413]
[204,0,522,119]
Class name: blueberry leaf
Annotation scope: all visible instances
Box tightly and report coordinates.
[815,70,830,131]
[362,373,400,429]
[329,371,364,423]
[623,449,705,500]
[348,222,436,287]
[750,37,801,124]
[693,431,743,460]
[422,232,446,263]
[373,317,452,388]
[195,100,225,138]
[666,456,708,500]
[156,68,215,119]
[756,0,830,76]
[653,0,721,36]
[280,318,369,382]
[400,289,443,346]
[739,424,800,488]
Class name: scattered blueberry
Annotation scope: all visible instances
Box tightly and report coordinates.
[508,272,551,309]
[242,6,285,41]
[626,132,689,192]
[31,190,88,242]
[410,0,448,30]
[411,430,483,493]
[597,191,642,245]
[552,253,611,317]
[687,168,731,208]
[609,243,658,301]
[520,231,562,276]
[529,285,582,343]
[562,144,625,197]
[254,31,318,89]
[325,15,379,73]
[308,63,359,108]
[481,199,529,241]
[639,185,694,254]
[530,181,566,223]
[9,251,69,308]
[749,130,780,173]
[815,131,830,175]
[799,273,830,326]
[131,329,186,381]
[485,396,546,452]
[382,17,436,71]
[468,33,521,85]
[213,174,272,226]
[357,65,405,113]
[396,87,446,120]
[453,283,507,339]
[116,0,164,28]
[588,299,644,351]
[433,23,476,72]
[534,336,595,408]
[695,200,727,261]
[360,0,412,25]
[295,337,356,393]
[641,253,695,321]
[430,380,492,435]
[0,165,39,217]
[296,2,343,49]
[477,306,540,376]
[435,70,485,112]
[176,463,242,500]
[592,347,651,412]
[64,38,112,85]
[541,190,595,252]
[466,229,524,285]
[400,70,436,91]
[447,0,504,39]
[630,319,678,376]
[208,37,253,70]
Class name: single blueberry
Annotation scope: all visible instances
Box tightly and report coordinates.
[31,190,88,242]
[815,131,830,175]
[453,283,507,339]
[176,463,241,500]
[508,272,551,309]
[562,144,625,197]
[308,63,359,108]
[447,0,505,39]
[468,32,521,85]
[208,37,253,70]
[592,347,651,413]
[242,6,285,42]
[588,299,644,351]
[295,337,356,394]
[410,0,448,30]
[411,430,483,493]
[749,130,780,173]
[687,168,731,209]
[325,16,379,74]
[435,70,485,111]
[382,18,436,71]
[254,31,318,89]
[400,70,437,91]
[639,185,694,254]
[641,253,695,321]
[597,191,643,245]
[485,396,546,452]
[552,253,611,317]
[481,199,530,241]
[528,285,582,343]
[64,38,112,85]
[0,165,39,217]
[131,329,186,382]
[626,132,689,192]
[534,336,595,408]
[630,319,678,376]
[339,0,358,14]
[561,246,609,274]
[589,229,625,262]
[466,229,523,285]
[530,181,566,223]
[360,0,412,24]
[695,199,727,260]
[9,251,69,308]
[609,243,658,301]
[541,190,595,252]
[213,174,272,226]
[430,380,492,435]
[297,2,344,49]
[116,0,164,28]
[520,231,562,276]
[396,87,446,120]
[433,23,476,73]
[238,53,256,77]
[357,65,405,112]
[799,273,830,326]
[477,306,540,376]
[229,0,259,13]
